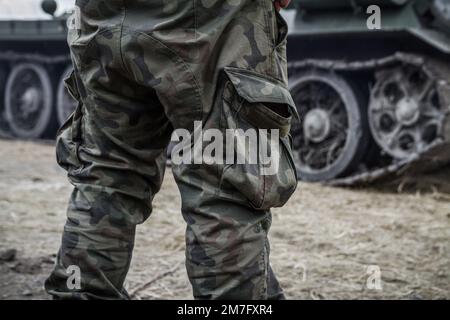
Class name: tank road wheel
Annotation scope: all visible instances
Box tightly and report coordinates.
[4,63,53,139]
[289,70,369,182]
[432,0,450,29]
[368,64,446,159]
[57,66,77,126]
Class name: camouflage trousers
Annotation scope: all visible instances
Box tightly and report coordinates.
[45,0,298,300]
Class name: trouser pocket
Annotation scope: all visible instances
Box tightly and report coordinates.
[218,67,299,211]
[56,70,83,172]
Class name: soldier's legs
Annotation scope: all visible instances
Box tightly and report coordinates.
[45,58,173,299]
[175,175,286,299]
[171,71,295,300]
[46,0,294,300]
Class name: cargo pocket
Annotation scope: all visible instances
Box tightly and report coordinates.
[218,67,299,211]
[55,70,83,173]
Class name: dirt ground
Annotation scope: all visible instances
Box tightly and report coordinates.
[0,139,449,300]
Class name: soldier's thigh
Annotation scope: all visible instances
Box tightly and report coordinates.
[58,29,174,223]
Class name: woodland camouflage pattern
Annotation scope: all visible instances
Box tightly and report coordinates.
[45,0,298,300]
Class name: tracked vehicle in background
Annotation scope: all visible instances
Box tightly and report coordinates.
[0,0,74,139]
[0,0,449,185]
[286,0,450,184]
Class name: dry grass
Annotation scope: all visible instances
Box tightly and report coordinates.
[0,139,449,300]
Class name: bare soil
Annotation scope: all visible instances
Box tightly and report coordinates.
[0,139,449,300]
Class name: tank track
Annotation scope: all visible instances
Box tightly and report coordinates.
[1,52,449,186]
[0,51,70,139]
[288,52,450,186]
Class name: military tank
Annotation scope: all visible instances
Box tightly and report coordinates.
[1,0,449,186]
[285,0,450,184]
[0,0,74,139]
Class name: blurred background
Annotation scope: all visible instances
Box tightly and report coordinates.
[0,0,449,300]
[0,0,73,20]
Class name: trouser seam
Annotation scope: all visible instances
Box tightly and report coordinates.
[261,0,276,76]
[194,0,197,39]
[258,221,269,299]
[119,0,133,77]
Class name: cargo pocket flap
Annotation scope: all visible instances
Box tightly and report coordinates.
[224,67,299,120]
